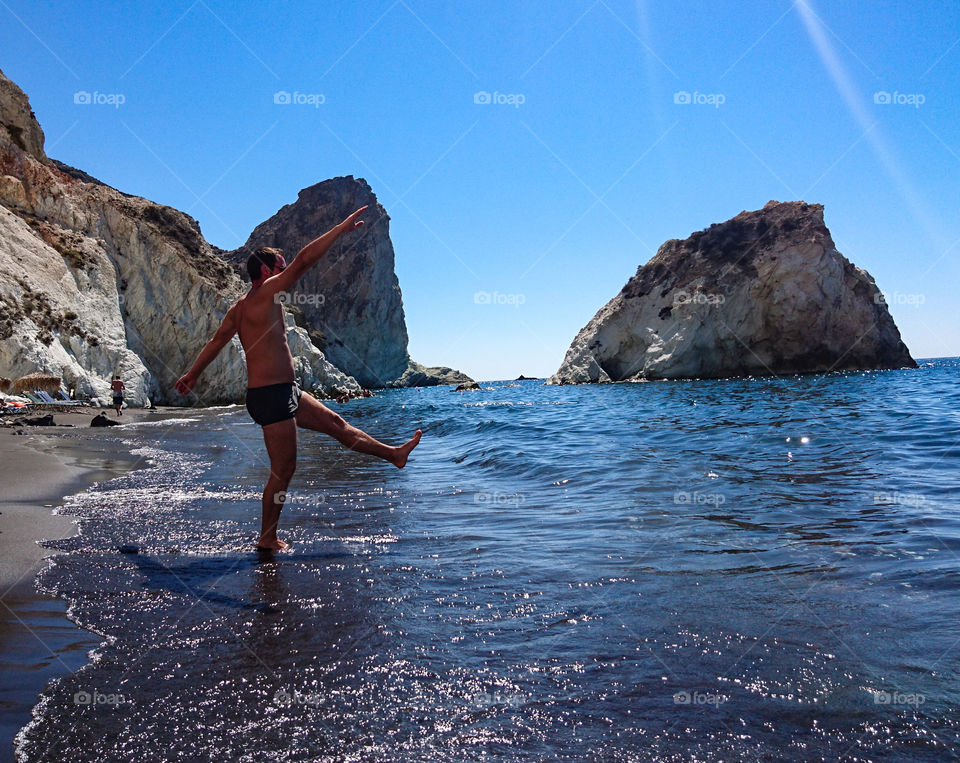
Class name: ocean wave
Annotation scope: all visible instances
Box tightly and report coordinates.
[122,416,203,427]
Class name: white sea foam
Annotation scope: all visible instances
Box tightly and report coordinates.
[124,417,203,427]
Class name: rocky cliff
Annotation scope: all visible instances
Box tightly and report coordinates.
[0,68,359,405]
[229,177,472,389]
[549,201,917,383]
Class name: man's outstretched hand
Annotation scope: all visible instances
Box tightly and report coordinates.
[175,372,197,396]
[340,206,368,234]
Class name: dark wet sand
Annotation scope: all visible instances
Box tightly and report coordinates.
[0,406,182,756]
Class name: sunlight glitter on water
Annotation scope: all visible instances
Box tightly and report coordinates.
[16,361,960,761]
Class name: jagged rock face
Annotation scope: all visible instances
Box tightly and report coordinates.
[549,201,917,383]
[0,68,47,164]
[0,70,359,405]
[230,178,412,388]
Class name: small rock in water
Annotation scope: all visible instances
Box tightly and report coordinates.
[118,543,140,554]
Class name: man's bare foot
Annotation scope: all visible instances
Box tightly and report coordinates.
[256,538,289,552]
[391,429,422,469]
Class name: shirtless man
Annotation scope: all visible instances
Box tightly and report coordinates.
[174,206,421,551]
[111,375,125,416]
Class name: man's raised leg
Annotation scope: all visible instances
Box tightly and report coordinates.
[258,418,297,550]
[295,392,421,468]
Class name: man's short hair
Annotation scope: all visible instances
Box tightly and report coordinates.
[247,247,284,281]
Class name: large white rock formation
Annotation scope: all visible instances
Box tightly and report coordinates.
[0,69,427,405]
[549,201,917,383]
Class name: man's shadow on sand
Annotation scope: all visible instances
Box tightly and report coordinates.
[124,550,379,677]
[125,549,359,615]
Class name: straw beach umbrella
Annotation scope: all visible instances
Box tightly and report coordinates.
[12,372,62,394]
[0,377,11,393]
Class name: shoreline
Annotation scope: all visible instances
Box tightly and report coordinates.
[0,406,184,757]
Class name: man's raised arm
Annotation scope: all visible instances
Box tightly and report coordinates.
[261,206,367,295]
[174,303,239,396]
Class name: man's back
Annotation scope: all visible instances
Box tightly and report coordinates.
[236,289,296,388]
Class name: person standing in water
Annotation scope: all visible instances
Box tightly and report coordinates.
[174,206,421,552]
[111,375,125,416]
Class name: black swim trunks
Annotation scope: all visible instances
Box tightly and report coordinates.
[246,382,301,427]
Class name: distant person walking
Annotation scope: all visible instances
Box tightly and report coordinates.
[175,206,421,552]
[111,375,125,416]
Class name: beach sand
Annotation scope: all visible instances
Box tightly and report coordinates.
[0,406,180,756]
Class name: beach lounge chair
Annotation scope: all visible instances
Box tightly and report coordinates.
[59,387,90,404]
[22,392,65,408]
[41,389,83,405]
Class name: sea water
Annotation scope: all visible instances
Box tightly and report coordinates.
[16,359,960,761]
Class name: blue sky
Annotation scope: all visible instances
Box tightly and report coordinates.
[2,0,958,380]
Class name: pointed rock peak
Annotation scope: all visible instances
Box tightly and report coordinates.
[295,175,377,203]
[754,199,824,220]
[726,200,824,228]
[0,68,49,163]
